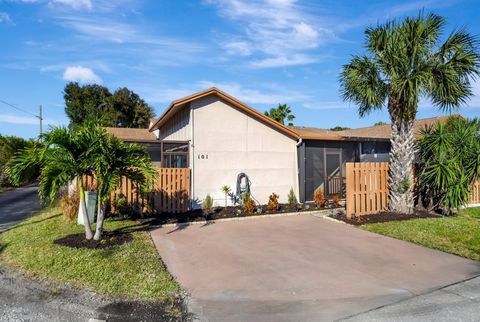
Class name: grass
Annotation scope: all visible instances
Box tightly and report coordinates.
[362,207,480,261]
[0,207,179,301]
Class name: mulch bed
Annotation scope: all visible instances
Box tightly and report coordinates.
[54,231,133,249]
[136,203,341,225]
[331,210,442,226]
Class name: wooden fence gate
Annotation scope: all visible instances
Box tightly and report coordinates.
[84,167,190,214]
[345,162,389,217]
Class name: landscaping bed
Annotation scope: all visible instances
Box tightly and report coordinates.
[139,203,340,225]
[0,208,182,308]
[331,210,440,226]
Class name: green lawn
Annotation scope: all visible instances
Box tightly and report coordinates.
[362,207,480,261]
[0,208,179,301]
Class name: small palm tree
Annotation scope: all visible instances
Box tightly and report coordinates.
[221,185,231,207]
[264,103,295,125]
[340,12,480,213]
[90,130,156,240]
[8,125,98,239]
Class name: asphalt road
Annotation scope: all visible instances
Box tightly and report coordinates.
[0,186,43,232]
[343,275,480,322]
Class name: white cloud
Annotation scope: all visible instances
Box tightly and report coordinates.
[250,54,317,68]
[51,0,92,10]
[139,81,311,106]
[17,0,92,10]
[223,40,253,56]
[0,12,14,25]
[207,0,334,68]
[199,81,311,105]
[56,16,205,51]
[62,65,101,83]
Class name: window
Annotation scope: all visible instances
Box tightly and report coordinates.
[361,141,390,154]
[162,142,189,168]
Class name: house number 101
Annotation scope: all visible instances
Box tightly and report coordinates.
[198,154,208,159]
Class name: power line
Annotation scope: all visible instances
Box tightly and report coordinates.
[0,99,40,118]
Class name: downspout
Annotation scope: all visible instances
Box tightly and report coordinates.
[296,138,303,147]
[296,138,303,203]
[190,104,195,209]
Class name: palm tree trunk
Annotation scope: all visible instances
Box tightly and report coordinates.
[78,177,93,239]
[388,118,415,214]
[94,200,106,240]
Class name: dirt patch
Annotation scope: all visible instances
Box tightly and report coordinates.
[54,231,133,249]
[331,210,442,226]
[0,265,193,322]
[97,295,194,322]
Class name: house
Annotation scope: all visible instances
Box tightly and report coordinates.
[108,87,448,207]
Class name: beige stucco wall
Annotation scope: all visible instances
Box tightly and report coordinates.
[190,95,299,207]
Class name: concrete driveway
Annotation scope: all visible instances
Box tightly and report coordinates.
[151,214,480,322]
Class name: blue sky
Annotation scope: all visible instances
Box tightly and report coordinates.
[0,0,479,139]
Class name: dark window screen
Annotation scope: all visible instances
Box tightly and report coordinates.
[163,154,187,168]
[305,145,325,201]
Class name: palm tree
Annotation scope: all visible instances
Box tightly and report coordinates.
[221,185,231,207]
[339,12,480,213]
[264,103,295,125]
[90,130,156,240]
[8,125,98,239]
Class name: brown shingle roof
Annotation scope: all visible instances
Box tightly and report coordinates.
[291,116,452,141]
[289,127,345,141]
[149,87,300,140]
[105,127,157,142]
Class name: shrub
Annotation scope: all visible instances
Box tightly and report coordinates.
[313,188,328,208]
[59,191,79,222]
[332,194,342,207]
[115,193,130,216]
[417,116,480,214]
[267,193,280,211]
[288,188,298,208]
[242,193,255,214]
[202,194,214,214]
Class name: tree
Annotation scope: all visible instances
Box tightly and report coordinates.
[64,82,155,128]
[0,135,37,187]
[339,12,480,213]
[329,126,350,131]
[90,130,156,240]
[8,125,100,239]
[374,121,387,126]
[264,103,295,125]
[417,116,480,214]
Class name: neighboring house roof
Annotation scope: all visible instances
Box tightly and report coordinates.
[149,87,301,140]
[289,127,345,141]
[105,127,158,143]
[291,116,452,141]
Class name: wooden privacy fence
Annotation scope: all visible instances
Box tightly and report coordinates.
[345,162,480,217]
[84,167,190,214]
[346,162,389,217]
[471,180,480,204]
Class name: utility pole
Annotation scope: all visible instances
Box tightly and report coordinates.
[39,105,43,141]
